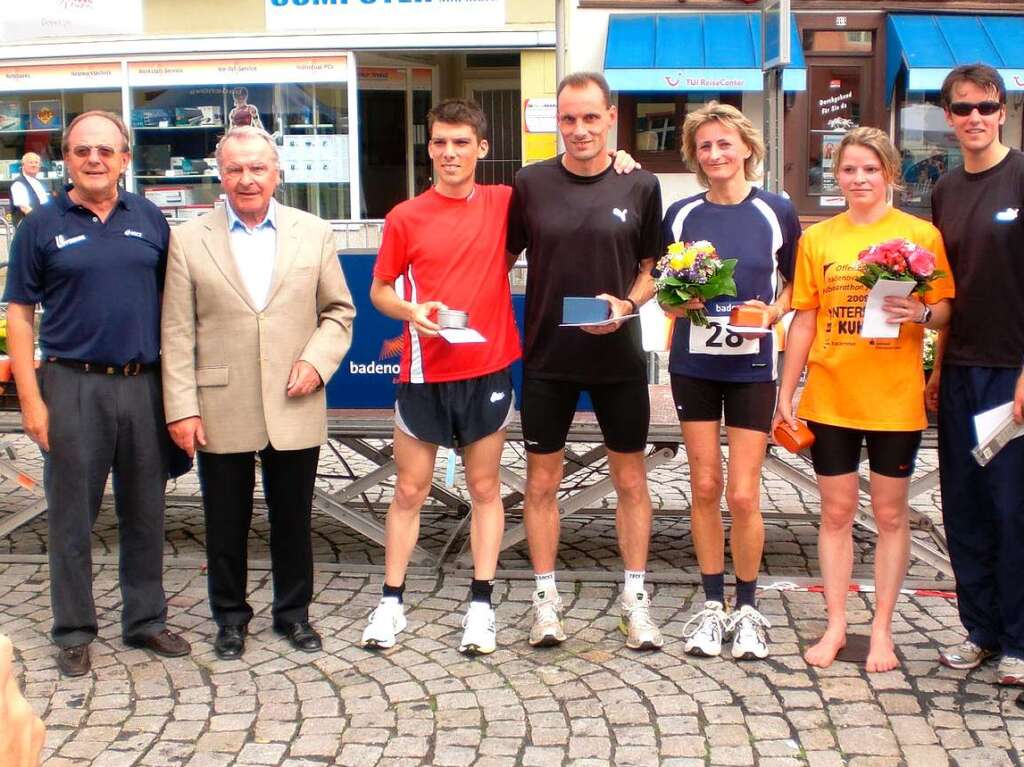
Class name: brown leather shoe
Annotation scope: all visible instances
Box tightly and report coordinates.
[129,629,191,658]
[56,644,90,677]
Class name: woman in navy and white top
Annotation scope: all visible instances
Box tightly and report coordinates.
[660,102,801,662]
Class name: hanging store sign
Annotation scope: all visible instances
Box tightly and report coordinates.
[1,0,143,42]
[358,68,407,91]
[0,61,121,92]
[265,0,505,32]
[128,56,349,87]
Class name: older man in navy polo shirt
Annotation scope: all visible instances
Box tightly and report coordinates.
[4,110,190,677]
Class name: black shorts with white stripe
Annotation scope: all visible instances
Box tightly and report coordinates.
[395,367,514,449]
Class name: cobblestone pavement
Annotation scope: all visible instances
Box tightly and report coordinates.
[1,433,1021,766]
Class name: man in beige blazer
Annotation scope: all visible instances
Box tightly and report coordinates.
[161,126,355,659]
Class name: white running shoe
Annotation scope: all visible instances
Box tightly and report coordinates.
[529,588,566,647]
[997,655,1024,686]
[459,603,497,655]
[727,604,771,660]
[682,600,729,657]
[939,639,998,670]
[360,598,407,650]
[619,590,664,651]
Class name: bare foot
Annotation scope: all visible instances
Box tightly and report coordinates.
[866,631,899,673]
[0,633,46,767]
[804,627,847,668]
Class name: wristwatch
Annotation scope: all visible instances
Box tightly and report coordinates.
[625,297,638,314]
[916,305,932,324]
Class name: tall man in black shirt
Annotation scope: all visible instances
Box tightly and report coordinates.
[928,64,1024,685]
[507,72,664,650]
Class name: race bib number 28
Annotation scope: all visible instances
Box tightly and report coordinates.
[688,320,760,356]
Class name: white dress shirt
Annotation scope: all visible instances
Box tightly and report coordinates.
[226,199,277,311]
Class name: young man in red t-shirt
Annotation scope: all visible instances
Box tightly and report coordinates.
[361,100,520,655]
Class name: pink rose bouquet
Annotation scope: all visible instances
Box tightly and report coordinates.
[855,238,945,296]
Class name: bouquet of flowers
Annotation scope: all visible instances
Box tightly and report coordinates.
[855,238,945,296]
[655,240,737,327]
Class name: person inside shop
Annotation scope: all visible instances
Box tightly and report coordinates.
[4,110,192,677]
[9,152,50,227]
[507,71,665,652]
[661,102,800,661]
[927,63,1024,687]
[161,125,355,660]
[774,127,954,672]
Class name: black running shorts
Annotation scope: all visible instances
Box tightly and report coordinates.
[520,375,650,454]
[806,420,922,478]
[670,374,777,433]
[395,368,514,449]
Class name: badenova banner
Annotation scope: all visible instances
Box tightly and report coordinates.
[0,0,143,42]
[265,0,506,32]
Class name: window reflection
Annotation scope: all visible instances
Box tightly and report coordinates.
[897,95,961,214]
[635,98,678,152]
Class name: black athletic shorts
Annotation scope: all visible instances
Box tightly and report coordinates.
[670,374,777,433]
[520,375,649,454]
[395,368,514,449]
[806,420,922,478]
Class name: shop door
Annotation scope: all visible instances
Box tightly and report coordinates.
[466,83,522,185]
[359,89,407,218]
[784,16,885,215]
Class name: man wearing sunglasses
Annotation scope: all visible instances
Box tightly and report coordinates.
[928,64,1024,686]
[3,110,191,677]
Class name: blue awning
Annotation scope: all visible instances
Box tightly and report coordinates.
[604,13,806,93]
[887,15,1024,100]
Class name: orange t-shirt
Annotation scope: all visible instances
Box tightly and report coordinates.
[791,207,955,431]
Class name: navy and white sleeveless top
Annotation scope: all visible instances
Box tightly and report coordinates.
[661,187,800,383]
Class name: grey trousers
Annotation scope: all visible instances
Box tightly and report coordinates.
[41,362,169,648]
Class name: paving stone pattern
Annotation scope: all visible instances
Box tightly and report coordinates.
[0,433,1020,765]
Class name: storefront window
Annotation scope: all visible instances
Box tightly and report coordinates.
[128,56,351,221]
[0,87,122,217]
[619,92,742,173]
[807,67,863,198]
[896,93,961,215]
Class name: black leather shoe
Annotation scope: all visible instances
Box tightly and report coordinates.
[273,621,322,652]
[213,625,247,660]
[127,629,191,658]
[56,644,91,677]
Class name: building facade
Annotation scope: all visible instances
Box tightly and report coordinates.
[569,0,1024,219]
[0,0,558,223]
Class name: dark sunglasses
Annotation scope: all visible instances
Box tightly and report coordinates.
[948,100,1002,117]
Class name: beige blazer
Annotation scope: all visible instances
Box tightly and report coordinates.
[161,204,355,453]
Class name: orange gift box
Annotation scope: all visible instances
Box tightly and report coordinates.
[773,419,815,453]
[729,304,768,328]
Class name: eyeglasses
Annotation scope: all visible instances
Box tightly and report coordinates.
[221,164,273,180]
[948,101,1002,117]
[69,144,119,159]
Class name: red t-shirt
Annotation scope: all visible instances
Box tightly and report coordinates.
[374,185,521,383]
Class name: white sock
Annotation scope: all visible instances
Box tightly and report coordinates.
[624,570,646,594]
[535,572,556,594]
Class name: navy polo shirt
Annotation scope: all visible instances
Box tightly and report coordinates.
[4,186,169,365]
